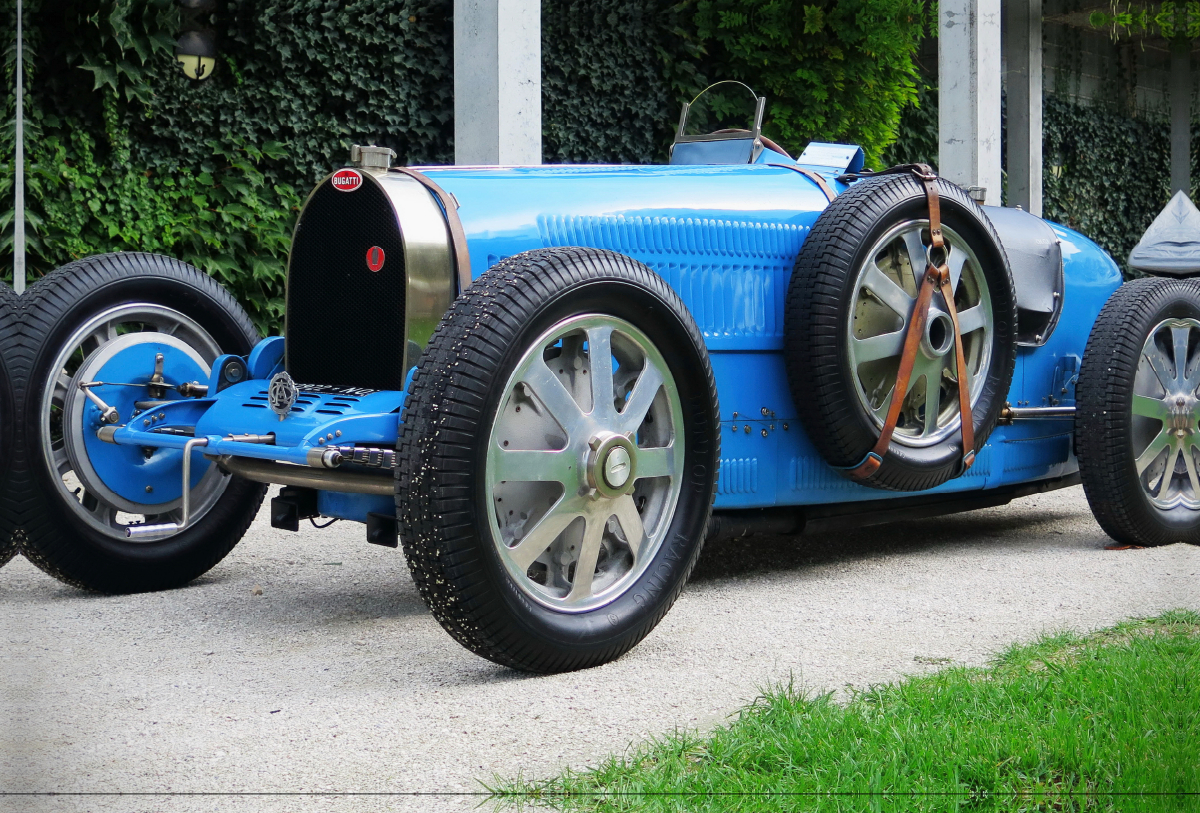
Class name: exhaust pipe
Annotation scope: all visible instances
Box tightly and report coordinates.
[217,455,394,496]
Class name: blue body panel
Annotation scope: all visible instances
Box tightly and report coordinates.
[95,159,1123,522]
[422,163,841,352]
[414,164,1123,509]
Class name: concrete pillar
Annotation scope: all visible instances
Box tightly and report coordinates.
[454,0,541,165]
[938,0,1003,206]
[1005,0,1043,216]
[1170,40,1191,196]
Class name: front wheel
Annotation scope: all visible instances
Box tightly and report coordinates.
[14,253,267,592]
[396,248,720,673]
[1077,277,1200,546]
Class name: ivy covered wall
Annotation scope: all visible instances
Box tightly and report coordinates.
[2,0,926,332]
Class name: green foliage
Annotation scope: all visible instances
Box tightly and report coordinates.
[69,0,178,104]
[2,0,927,331]
[1089,2,1200,40]
[29,123,299,333]
[880,80,937,169]
[117,0,457,189]
[542,2,701,164]
[692,0,931,166]
[494,612,1200,811]
[1042,96,1176,274]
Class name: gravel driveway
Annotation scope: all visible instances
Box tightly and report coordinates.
[3,485,1197,813]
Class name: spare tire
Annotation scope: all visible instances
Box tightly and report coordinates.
[785,173,1017,491]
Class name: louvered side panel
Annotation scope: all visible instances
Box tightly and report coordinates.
[537,215,808,350]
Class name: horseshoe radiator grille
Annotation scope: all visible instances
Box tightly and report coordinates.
[286,177,407,391]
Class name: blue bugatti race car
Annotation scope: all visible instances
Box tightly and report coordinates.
[2,84,1193,672]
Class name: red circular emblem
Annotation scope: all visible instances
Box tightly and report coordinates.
[366,246,386,272]
[331,168,363,192]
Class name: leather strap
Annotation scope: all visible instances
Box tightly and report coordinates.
[847,167,975,480]
[838,162,937,185]
[388,167,473,295]
[768,164,836,202]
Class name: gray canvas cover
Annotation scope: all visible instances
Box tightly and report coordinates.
[1128,191,1200,275]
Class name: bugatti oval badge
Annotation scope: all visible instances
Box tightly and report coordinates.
[366,246,386,272]
[331,169,363,192]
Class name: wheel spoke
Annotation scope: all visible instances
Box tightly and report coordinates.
[1172,326,1191,388]
[586,325,616,421]
[901,229,927,287]
[866,377,897,419]
[947,245,968,294]
[521,359,586,436]
[493,448,577,485]
[1135,429,1172,476]
[82,496,120,531]
[612,495,648,565]
[1183,440,1200,498]
[906,353,940,398]
[80,323,119,357]
[851,330,905,364]
[635,444,675,480]
[863,261,915,319]
[565,513,606,603]
[1158,443,1181,499]
[52,372,73,407]
[507,503,581,573]
[1185,362,1200,394]
[921,371,944,438]
[957,305,987,336]
[1132,394,1169,421]
[619,363,664,434]
[1144,344,1176,394]
[53,445,73,477]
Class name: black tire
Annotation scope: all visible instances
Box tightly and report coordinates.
[396,247,720,673]
[13,253,267,592]
[1077,278,1200,547]
[0,283,19,568]
[785,174,1017,491]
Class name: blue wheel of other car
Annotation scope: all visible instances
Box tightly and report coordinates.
[1077,277,1200,546]
[12,253,267,593]
[396,247,720,673]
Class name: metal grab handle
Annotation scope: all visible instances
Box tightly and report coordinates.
[126,437,209,539]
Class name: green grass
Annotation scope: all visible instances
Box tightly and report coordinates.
[491,611,1200,812]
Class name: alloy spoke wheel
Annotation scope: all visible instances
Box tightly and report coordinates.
[1132,318,1200,510]
[846,219,993,447]
[485,315,685,612]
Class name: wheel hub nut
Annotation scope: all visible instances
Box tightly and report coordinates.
[1169,395,1195,432]
[922,309,955,358]
[586,432,638,498]
[604,447,631,489]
